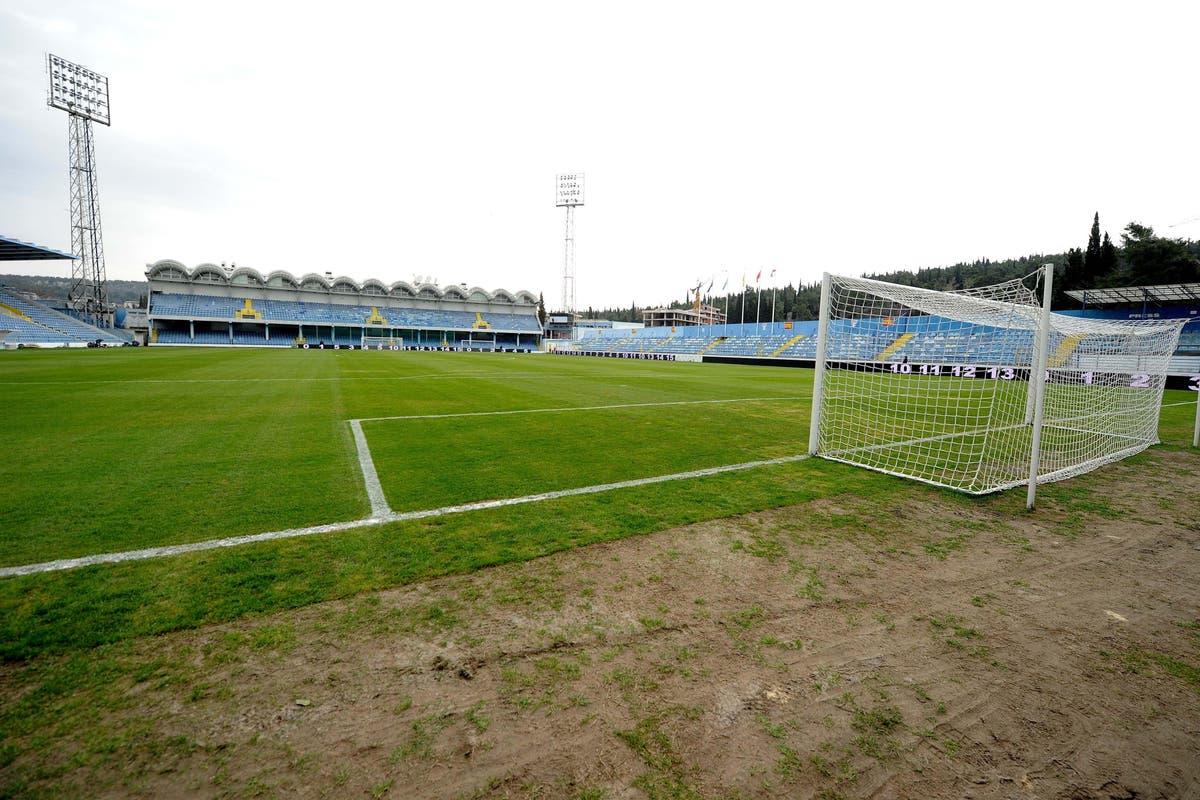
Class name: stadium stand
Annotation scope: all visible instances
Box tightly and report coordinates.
[146,261,542,350]
[560,310,1198,377]
[132,262,1200,372]
[0,289,125,347]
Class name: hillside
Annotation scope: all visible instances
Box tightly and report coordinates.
[0,274,147,307]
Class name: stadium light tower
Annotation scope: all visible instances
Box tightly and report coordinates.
[46,53,112,320]
[555,173,584,315]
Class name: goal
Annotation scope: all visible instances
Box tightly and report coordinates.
[806,266,1186,508]
[362,335,403,350]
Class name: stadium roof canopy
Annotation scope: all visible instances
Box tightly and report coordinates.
[0,234,77,261]
[1065,283,1200,306]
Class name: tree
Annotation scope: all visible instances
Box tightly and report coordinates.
[536,293,547,328]
[1056,247,1085,306]
[1063,247,1084,288]
[1083,212,1103,285]
[1098,233,1118,282]
[1120,223,1200,285]
[781,283,797,320]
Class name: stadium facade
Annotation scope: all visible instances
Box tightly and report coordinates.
[146,260,543,350]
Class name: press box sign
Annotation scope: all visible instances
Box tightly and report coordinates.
[555,173,585,207]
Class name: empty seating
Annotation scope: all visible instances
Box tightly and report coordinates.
[0,290,124,346]
[147,292,541,348]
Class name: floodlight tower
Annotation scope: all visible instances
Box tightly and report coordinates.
[555,173,584,315]
[46,54,112,319]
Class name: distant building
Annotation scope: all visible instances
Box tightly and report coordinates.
[543,312,575,340]
[642,304,725,328]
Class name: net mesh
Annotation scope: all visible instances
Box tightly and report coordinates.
[815,274,1186,494]
[951,272,1041,307]
[362,335,402,349]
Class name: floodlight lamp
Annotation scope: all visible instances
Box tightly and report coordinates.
[555,173,585,207]
[46,53,111,126]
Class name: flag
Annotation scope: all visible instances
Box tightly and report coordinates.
[741,273,746,288]
[770,268,777,280]
[706,279,713,294]
[755,270,762,283]
[722,276,729,290]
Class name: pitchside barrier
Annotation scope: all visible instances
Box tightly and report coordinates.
[297,343,534,352]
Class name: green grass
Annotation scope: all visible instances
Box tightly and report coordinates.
[0,349,366,565]
[0,348,1195,661]
[1123,649,1200,693]
[369,399,803,512]
[0,349,844,659]
[0,348,806,565]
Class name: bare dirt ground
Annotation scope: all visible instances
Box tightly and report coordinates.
[4,448,1200,799]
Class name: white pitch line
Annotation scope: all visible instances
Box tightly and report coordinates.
[0,454,811,578]
[382,454,812,523]
[356,396,801,423]
[349,419,391,517]
[0,518,389,579]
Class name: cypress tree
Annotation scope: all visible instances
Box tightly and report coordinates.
[1083,212,1102,285]
[1063,247,1084,291]
[1098,232,1118,281]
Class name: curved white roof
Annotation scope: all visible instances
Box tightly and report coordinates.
[145,260,537,304]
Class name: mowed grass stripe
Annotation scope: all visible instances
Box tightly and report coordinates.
[0,352,363,565]
[369,398,807,513]
[0,349,810,566]
[358,395,797,422]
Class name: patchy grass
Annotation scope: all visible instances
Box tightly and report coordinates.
[391,713,452,761]
[1124,650,1200,693]
[923,533,973,560]
[615,715,703,800]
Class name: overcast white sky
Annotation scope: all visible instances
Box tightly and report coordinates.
[1,0,1197,310]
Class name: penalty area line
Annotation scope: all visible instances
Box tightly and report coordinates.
[0,454,811,579]
[357,396,802,423]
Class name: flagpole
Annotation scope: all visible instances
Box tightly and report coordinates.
[722,272,730,338]
[770,269,777,332]
[755,277,761,333]
[740,274,746,328]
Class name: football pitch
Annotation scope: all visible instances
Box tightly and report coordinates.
[1,347,1196,659]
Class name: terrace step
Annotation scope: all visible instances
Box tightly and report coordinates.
[771,334,806,358]
[1048,334,1084,367]
[875,332,915,361]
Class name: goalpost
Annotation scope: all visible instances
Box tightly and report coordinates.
[362,335,402,350]
[807,265,1187,509]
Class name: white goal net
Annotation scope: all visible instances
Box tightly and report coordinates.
[362,335,403,349]
[807,268,1186,504]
